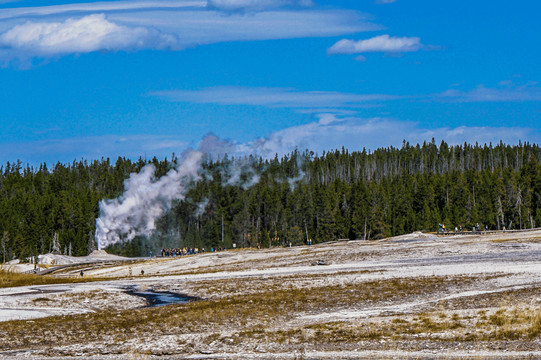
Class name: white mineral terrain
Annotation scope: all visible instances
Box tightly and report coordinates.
[2,230,541,359]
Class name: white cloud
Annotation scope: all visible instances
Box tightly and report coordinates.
[151,86,399,108]
[207,0,313,11]
[4,118,538,166]
[375,0,396,4]
[0,2,377,63]
[244,115,538,158]
[328,34,422,55]
[190,111,540,160]
[439,84,541,102]
[0,1,206,21]
[110,9,376,46]
[0,14,180,56]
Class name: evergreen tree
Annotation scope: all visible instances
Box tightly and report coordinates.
[0,141,540,258]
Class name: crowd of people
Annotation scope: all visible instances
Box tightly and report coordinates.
[161,248,198,257]
[160,247,226,257]
[438,222,493,234]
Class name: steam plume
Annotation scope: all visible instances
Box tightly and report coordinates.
[95,150,203,250]
[95,134,306,251]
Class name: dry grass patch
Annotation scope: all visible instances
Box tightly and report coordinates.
[0,269,127,288]
[304,306,541,344]
[0,270,96,288]
[0,275,477,353]
[437,285,541,310]
[476,306,541,340]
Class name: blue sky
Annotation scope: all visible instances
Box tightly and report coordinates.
[0,0,539,165]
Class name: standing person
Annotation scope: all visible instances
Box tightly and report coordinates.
[80,270,84,277]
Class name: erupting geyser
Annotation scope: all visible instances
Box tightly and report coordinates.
[95,150,204,250]
[93,134,304,251]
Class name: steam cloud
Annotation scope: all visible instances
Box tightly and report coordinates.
[95,150,203,250]
[95,134,306,250]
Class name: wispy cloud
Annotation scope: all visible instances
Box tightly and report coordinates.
[328,34,422,57]
[0,14,180,56]
[375,0,396,4]
[196,113,539,158]
[255,116,537,157]
[150,86,399,108]
[0,1,377,64]
[5,114,538,165]
[0,1,206,21]
[110,9,376,45]
[152,83,541,113]
[150,83,540,157]
[207,0,313,12]
[438,83,541,102]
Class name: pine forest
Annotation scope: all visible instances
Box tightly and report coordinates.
[1,140,540,260]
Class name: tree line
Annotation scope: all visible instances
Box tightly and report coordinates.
[1,140,540,259]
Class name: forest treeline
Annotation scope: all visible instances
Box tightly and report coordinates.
[1,140,541,259]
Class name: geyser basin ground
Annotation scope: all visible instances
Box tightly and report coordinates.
[2,230,541,359]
